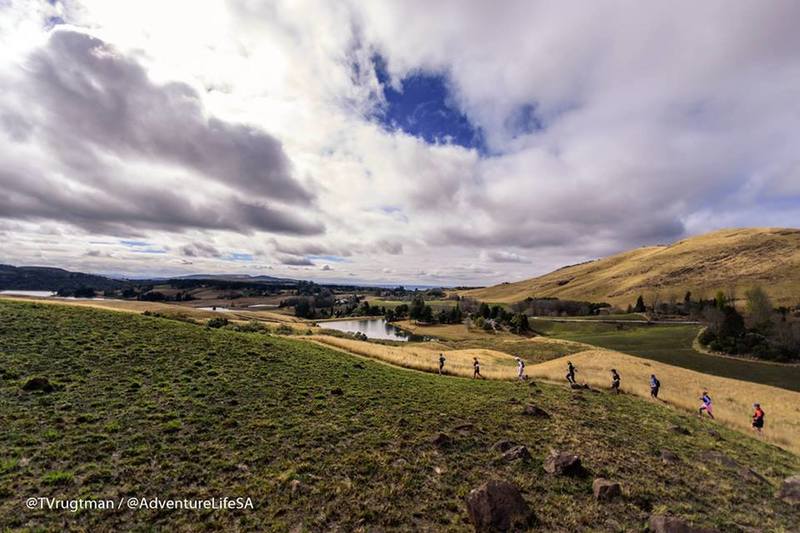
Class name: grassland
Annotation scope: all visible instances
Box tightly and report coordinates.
[2,299,799,531]
[532,319,800,392]
[528,350,800,455]
[461,227,800,307]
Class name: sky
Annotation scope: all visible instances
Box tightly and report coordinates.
[1,1,799,286]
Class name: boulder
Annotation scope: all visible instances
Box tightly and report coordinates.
[522,405,551,418]
[543,450,584,476]
[592,478,621,501]
[430,432,452,447]
[465,479,535,532]
[501,445,532,463]
[649,514,719,533]
[21,377,54,393]
[491,440,517,453]
[659,450,680,464]
[778,475,800,504]
[668,425,690,436]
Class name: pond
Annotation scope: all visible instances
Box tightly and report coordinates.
[0,290,57,297]
[321,318,412,342]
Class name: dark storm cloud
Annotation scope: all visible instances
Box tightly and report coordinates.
[27,30,311,202]
[0,29,322,237]
[279,255,315,266]
[181,242,222,258]
[0,168,323,236]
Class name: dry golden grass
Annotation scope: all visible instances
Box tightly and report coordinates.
[460,227,800,306]
[0,295,308,328]
[394,320,512,340]
[308,335,519,379]
[528,349,800,455]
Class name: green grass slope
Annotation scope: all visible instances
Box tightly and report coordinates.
[461,227,800,307]
[1,300,798,531]
[532,320,800,392]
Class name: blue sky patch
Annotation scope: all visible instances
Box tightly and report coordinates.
[224,253,254,262]
[120,240,151,247]
[309,255,346,263]
[371,55,486,153]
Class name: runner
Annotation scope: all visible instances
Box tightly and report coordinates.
[566,361,577,385]
[610,369,620,394]
[516,357,526,381]
[699,391,715,419]
[649,374,660,399]
[752,403,765,435]
[438,353,446,375]
[473,357,483,379]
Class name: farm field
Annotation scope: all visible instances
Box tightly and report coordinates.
[1,300,799,531]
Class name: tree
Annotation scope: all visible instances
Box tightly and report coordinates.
[294,299,313,319]
[715,290,727,310]
[420,305,434,323]
[409,296,425,321]
[510,313,529,334]
[745,286,774,333]
[633,295,646,313]
[478,302,491,319]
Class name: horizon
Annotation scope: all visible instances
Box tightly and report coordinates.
[3,2,800,285]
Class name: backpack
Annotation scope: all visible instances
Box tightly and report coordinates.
[654,378,660,388]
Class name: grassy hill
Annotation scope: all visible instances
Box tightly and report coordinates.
[1,300,799,531]
[461,227,800,307]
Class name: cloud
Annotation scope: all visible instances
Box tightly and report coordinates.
[181,242,221,258]
[321,264,333,271]
[481,250,529,264]
[0,29,322,236]
[279,255,315,266]
[1,2,800,286]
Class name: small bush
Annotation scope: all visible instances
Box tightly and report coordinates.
[275,324,293,335]
[207,317,229,329]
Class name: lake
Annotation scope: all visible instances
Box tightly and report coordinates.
[0,290,57,297]
[321,318,411,341]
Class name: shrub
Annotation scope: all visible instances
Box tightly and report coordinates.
[206,317,229,329]
[275,324,293,335]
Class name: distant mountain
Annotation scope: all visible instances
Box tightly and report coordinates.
[460,227,800,307]
[175,274,296,284]
[0,264,125,291]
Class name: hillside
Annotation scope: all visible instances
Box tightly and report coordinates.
[1,299,799,531]
[461,228,800,307]
[0,264,125,291]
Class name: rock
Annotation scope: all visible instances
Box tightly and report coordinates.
[543,450,584,476]
[707,429,722,440]
[398,417,409,427]
[454,423,475,433]
[330,387,344,396]
[700,450,739,469]
[570,383,589,390]
[592,478,622,501]
[522,404,551,418]
[659,450,680,464]
[465,479,535,532]
[649,514,719,533]
[501,445,532,463]
[668,425,690,436]
[21,377,54,393]
[430,432,452,447]
[778,475,800,503]
[491,440,517,453]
